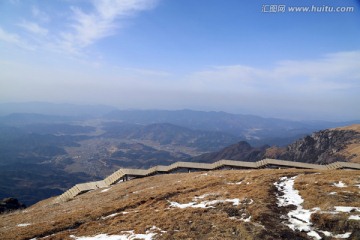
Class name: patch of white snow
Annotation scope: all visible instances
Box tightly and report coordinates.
[71,226,165,240]
[275,176,357,240]
[319,231,332,237]
[334,206,360,213]
[101,213,119,220]
[193,193,212,200]
[274,176,319,237]
[227,181,242,185]
[17,223,31,227]
[334,232,352,238]
[101,188,111,193]
[333,181,347,188]
[168,197,241,209]
[307,231,321,240]
[349,215,360,220]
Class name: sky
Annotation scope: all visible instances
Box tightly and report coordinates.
[0,0,360,121]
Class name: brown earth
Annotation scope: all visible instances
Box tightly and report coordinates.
[0,169,359,240]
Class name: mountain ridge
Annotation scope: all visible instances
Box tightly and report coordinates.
[190,124,360,165]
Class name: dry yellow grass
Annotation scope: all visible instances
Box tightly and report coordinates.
[335,124,360,133]
[0,169,359,240]
[332,124,360,163]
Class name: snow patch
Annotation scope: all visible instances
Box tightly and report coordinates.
[101,188,111,193]
[334,232,352,238]
[275,176,320,239]
[229,214,252,222]
[333,181,347,188]
[227,181,242,185]
[307,231,321,240]
[71,226,165,240]
[319,231,332,237]
[275,176,303,207]
[275,176,356,239]
[101,213,119,220]
[329,192,337,195]
[334,206,360,213]
[349,215,360,220]
[193,193,213,200]
[17,223,31,227]
[239,214,251,222]
[168,194,241,209]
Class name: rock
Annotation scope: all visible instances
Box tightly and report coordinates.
[0,198,26,214]
[279,129,359,164]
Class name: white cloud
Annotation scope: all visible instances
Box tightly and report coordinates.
[0,27,34,50]
[188,50,360,93]
[18,21,48,36]
[0,0,157,55]
[31,6,50,23]
[274,51,360,81]
[58,0,157,52]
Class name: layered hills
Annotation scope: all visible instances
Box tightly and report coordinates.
[0,104,359,207]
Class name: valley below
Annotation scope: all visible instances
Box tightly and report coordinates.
[0,106,359,206]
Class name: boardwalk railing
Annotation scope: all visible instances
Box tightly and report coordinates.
[54,159,360,203]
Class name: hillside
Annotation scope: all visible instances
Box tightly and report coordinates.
[190,141,268,163]
[192,124,360,165]
[279,124,360,164]
[0,169,359,239]
[101,122,239,152]
[0,118,239,206]
[333,125,360,163]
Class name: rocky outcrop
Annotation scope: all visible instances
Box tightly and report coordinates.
[190,125,360,165]
[280,129,359,164]
[0,198,26,214]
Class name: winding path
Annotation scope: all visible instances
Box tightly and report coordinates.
[54,159,360,203]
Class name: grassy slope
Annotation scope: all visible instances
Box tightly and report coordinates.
[0,169,359,240]
[336,124,360,163]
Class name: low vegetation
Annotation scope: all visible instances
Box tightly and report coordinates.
[0,169,359,239]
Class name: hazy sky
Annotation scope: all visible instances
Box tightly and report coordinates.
[1,0,360,120]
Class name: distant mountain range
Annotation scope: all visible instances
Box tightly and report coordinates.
[104,109,360,146]
[102,122,239,152]
[2,102,360,145]
[1,102,360,206]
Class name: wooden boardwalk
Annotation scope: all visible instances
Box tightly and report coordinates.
[54,159,360,203]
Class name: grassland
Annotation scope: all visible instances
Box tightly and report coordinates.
[0,169,359,240]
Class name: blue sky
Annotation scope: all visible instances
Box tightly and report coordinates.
[0,0,360,120]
